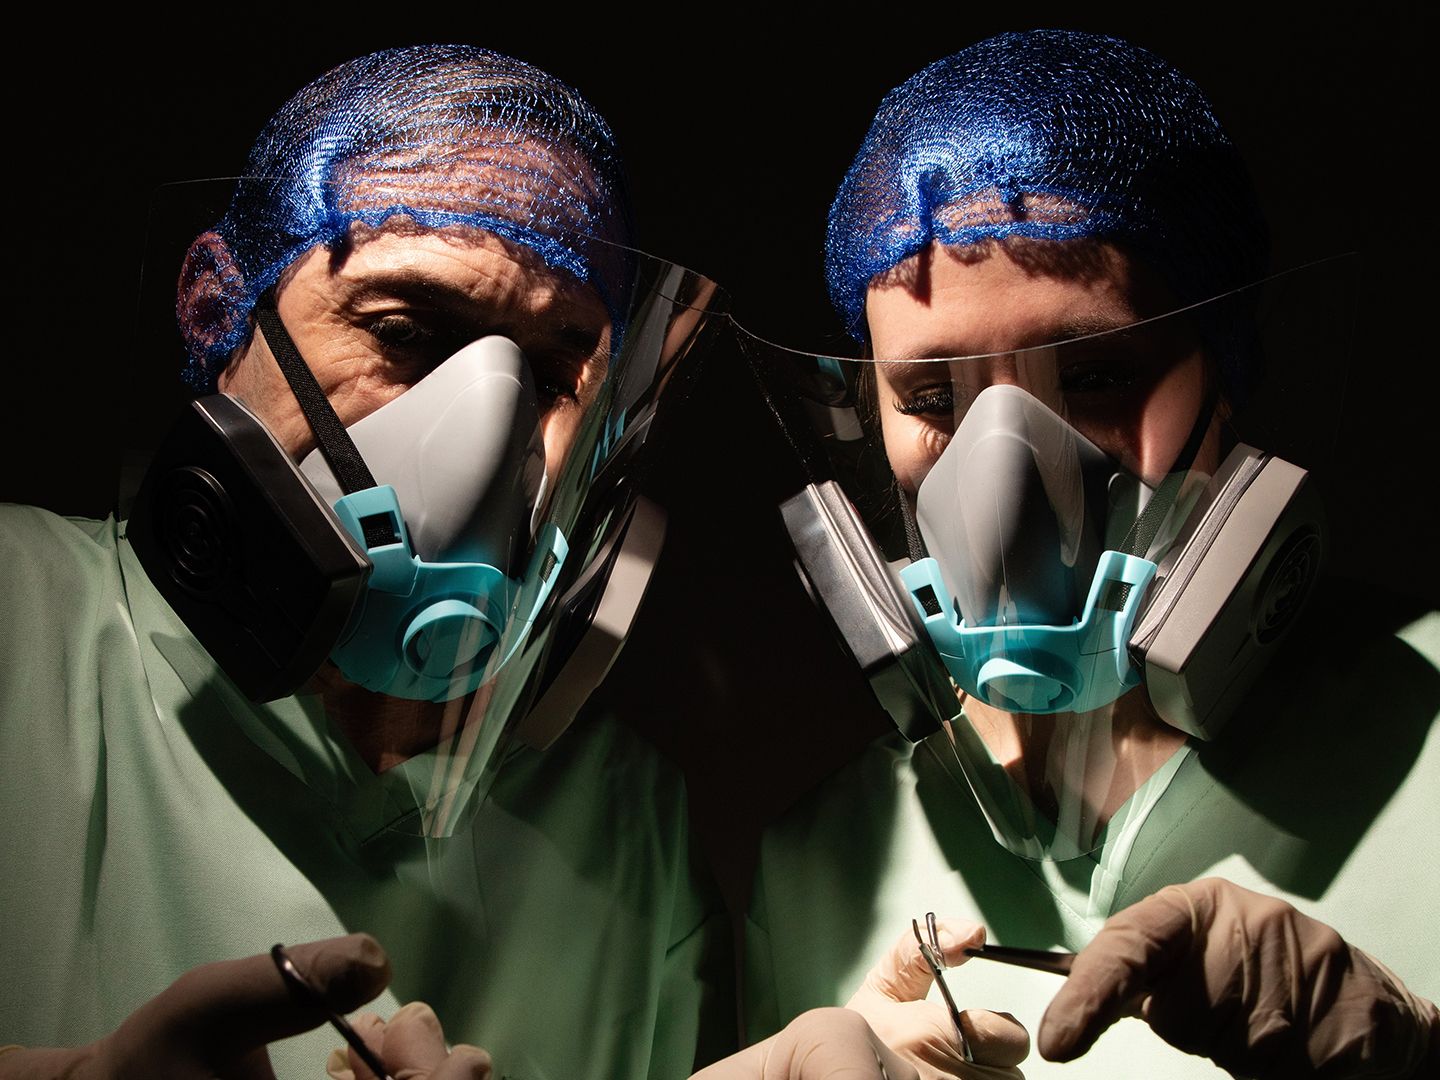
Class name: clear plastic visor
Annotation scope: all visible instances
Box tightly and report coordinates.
[128,179,726,840]
[739,257,1354,860]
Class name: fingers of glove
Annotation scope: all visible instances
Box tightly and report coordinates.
[851,919,986,1006]
[344,1005,492,1080]
[1171,900,1432,1079]
[685,1039,771,1078]
[327,1045,356,1080]
[1313,952,1440,1076]
[344,1012,390,1080]
[1142,879,1351,1070]
[686,1009,923,1080]
[866,1039,924,1080]
[352,1002,448,1078]
[0,1048,99,1080]
[958,1009,1030,1070]
[850,998,1028,1076]
[101,934,392,1074]
[425,1046,493,1080]
[856,1000,963,1075]
[768,1008,922,1080]
[1038,884,1198,1061]
[215,1045,280,1080]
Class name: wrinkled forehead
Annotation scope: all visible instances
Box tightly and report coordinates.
[298,216,614,333]
[242,46,630,245]
[325,131,626,248]
[178,46,636,392]
[224,125,628,288]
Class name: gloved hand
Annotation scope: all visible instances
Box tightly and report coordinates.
[845,919,1028,1079]
[325,1002,492,1080]
[0,933,392,1079]
[688,1007,929,1080]
[693,918,1028,1079]
[1039,877,1440,1078]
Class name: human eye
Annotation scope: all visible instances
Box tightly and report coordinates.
[893,383,956,418]
[365,312,470,374]
[1059,358,1139,395]
[529,349,589,409]
[518,317,606,412]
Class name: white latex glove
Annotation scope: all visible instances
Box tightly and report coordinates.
[695,918,1028,1079]
[1039,878,1439,1078]
[0,933,390,1080]
[845,919,1028,1079]
[325,1002,491,1080]
[689,1007,925,1080]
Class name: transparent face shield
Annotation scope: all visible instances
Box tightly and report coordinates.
[127,179,725,840]
[740,257,1353,860]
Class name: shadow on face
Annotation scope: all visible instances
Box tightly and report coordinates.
[217,220,612,490]
[865,238,1217,496]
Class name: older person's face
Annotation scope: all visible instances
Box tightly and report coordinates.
[219,222,611,485]
[866,240,1218,497]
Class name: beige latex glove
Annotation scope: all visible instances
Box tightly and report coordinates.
[695,918,1027,1079]
[844,920,1028,1079]
[1039,877,1440,1078]
[0,933,391,1080]
[324,1002,491,1080]
[689,1007,929,1080]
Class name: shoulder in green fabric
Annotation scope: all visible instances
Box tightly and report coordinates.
[0,505,733,1080]
[747,582,1440,1074]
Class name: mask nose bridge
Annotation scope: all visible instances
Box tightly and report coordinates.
[951,349,1065,425]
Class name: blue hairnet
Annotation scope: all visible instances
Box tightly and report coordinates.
[827,30,1268,345]
[178,44,631,391]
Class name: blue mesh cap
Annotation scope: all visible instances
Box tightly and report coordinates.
[177,44,632,391]
[827,30,1268,344]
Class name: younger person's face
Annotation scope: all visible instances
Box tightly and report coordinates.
[866,240,1218,497]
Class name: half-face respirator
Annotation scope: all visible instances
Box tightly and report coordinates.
[748,271,1334,751]
[129,301,566,704]
[894,382,1320,736]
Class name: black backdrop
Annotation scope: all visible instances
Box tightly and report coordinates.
[8,11,1433,901]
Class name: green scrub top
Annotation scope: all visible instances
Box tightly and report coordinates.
[0,506,730,1080]
[747,594,1440,1078]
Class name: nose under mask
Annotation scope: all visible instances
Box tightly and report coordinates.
[900,384,1158,714]
[301,336,565,702]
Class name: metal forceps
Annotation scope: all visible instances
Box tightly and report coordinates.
[911,912,974,1064]
[272,943,395,1080]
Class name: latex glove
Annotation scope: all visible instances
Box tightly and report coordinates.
[325,1002,491,1080]
[694,919,1028,1080]
[0,933,390,1079]
[689,1007,926,1080]
[1039,877,1440,1078]
[844,920,1028,1079]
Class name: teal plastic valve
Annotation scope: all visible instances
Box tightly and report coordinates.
[899,550,1158,714]
[329,485,567,702]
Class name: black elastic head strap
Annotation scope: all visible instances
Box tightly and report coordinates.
[896,478,927,563]
[252,294,377,496]
[251,296,402,552]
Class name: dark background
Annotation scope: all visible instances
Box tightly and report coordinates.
[7,11,1434,903]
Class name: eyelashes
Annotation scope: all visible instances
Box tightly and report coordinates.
[893,386,955,417]
[891,362,1141,419]
[365,312,585,405]
[366,313,469,372]
[1058,363,1138,394]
